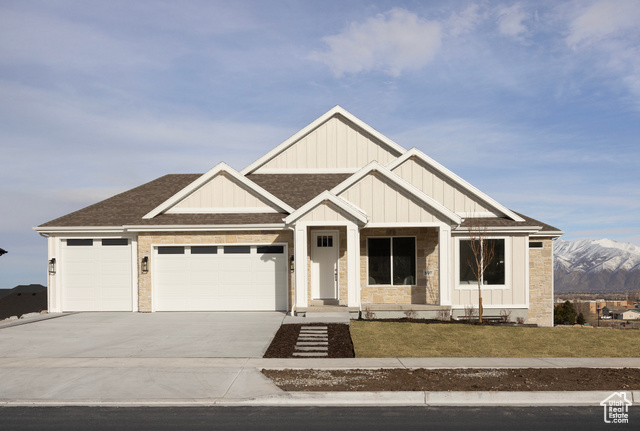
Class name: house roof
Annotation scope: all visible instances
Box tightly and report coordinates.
[458,212,562,234]
[247,173,352,209]
[38,174,200,228]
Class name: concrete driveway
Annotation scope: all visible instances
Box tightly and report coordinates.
[0,312,289,403]
[0,312,286,358]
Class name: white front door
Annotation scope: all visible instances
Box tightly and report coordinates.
[311,231,338,300]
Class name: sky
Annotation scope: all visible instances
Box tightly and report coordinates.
[1,0,639,288]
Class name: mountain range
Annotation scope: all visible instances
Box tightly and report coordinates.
[554,238,640,293]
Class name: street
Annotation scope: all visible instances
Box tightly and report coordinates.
[1,406,634,430]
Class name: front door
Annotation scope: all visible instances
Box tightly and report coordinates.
[311,231,338,300]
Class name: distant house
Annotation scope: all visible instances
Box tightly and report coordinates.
[622,309,640,320]
[34,106,562,325]
[0,284,47,320]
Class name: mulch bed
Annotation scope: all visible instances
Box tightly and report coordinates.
[262,368,640,391]
[263,323,355,358]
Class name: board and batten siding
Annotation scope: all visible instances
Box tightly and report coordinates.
[392,157,498,216]
[297,201,356,223]
[257,116,401,172]
[338,173,448,224]
[168,173,276,212]
[451,235,528,308]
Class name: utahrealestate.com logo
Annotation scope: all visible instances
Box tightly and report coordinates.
[600,392,632,424]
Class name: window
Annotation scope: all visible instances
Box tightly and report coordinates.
[367,237,416,285]
[459,239,505,285]
[67,239,93,246]
[316,235,333,248]
[102,239,128,246]
[158,246,185,255]
[191,246,217,254]
[529,241,543,248]
[257,245,284,254]
[224,246,250,254]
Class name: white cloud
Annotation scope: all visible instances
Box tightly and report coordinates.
[566,0,640,48]
[495,3,529,38]
[310,8,441,77]
[445,4,484,37]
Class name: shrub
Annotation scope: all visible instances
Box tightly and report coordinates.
[554,300,578,325]
[577,312,586,325]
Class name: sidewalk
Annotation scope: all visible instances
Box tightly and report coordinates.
[1,356,639,407]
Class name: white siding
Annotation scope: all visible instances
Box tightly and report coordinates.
[392,157,498,216]
[258,116,401,172]
[298,201,356,223]
[338,173,447,224]
[169,173,276,213]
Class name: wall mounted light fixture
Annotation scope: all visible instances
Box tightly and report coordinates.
[141,256,149,274]
[289,255,294,271]
[48,258,56,275]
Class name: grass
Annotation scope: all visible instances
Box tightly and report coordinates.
[350,321,640,358]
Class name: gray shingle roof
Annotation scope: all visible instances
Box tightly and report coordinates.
[38,172,561,234]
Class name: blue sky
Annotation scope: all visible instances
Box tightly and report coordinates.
[1,0,639,288]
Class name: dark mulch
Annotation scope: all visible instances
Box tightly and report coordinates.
[262,367,640,391]
[263,323,355,358]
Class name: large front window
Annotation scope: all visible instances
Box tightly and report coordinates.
[368,237,416,285]
[459,238,505,285]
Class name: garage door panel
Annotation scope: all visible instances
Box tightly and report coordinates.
[154,244,287,311]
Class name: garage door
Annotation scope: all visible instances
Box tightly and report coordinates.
[154,244,288,311]
[60,238,133,311]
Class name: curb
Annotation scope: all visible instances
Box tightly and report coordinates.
[2,391,638,407]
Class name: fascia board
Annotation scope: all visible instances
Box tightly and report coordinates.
[284,191,368,225]
[33,226,127,234]
[143,162,294,219]
[531,230,565,237]
[331,162,462,225]
[452,226,542,234]
[387,148,525,223]
[124,224,285,232]
[241,106,406,175]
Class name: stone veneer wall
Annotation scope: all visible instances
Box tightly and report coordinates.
[528,237,554,326]
[360,227,439,304]
[306,226,348,305]
[137,230,294,312]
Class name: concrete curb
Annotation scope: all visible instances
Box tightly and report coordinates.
[2,391,639,407]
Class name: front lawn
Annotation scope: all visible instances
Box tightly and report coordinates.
[350,321,640,357]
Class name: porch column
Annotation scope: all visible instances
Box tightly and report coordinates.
[346,222,360,307]
[439,225,452,306]
[294,224,308,309]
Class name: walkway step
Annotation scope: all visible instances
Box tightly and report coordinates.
[293,325,330,357]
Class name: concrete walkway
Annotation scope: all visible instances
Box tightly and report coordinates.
[1,313,639,407]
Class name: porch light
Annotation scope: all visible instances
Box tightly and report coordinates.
[141,256,149,274]
[289,255,294,271]
[48,258,56,275]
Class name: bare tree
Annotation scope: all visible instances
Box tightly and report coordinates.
[465,221,495,323]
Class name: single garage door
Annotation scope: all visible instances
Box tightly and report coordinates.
[154,244,288,311]
[60,238,133,311]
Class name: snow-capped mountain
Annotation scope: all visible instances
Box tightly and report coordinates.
[554,239,640,293]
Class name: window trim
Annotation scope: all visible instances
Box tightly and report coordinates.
[366,236,417,286]
[455,236,510,290]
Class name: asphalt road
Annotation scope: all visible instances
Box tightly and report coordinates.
[1,406,634,430]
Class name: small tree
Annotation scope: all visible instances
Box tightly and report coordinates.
[576,312,586,325]
[466,221,496,323]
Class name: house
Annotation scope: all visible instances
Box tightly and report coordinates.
[34,106,562,325]
[622,309,640,320]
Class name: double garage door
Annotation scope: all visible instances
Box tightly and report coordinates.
[60,239,288,312]
[154,244,288,311]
